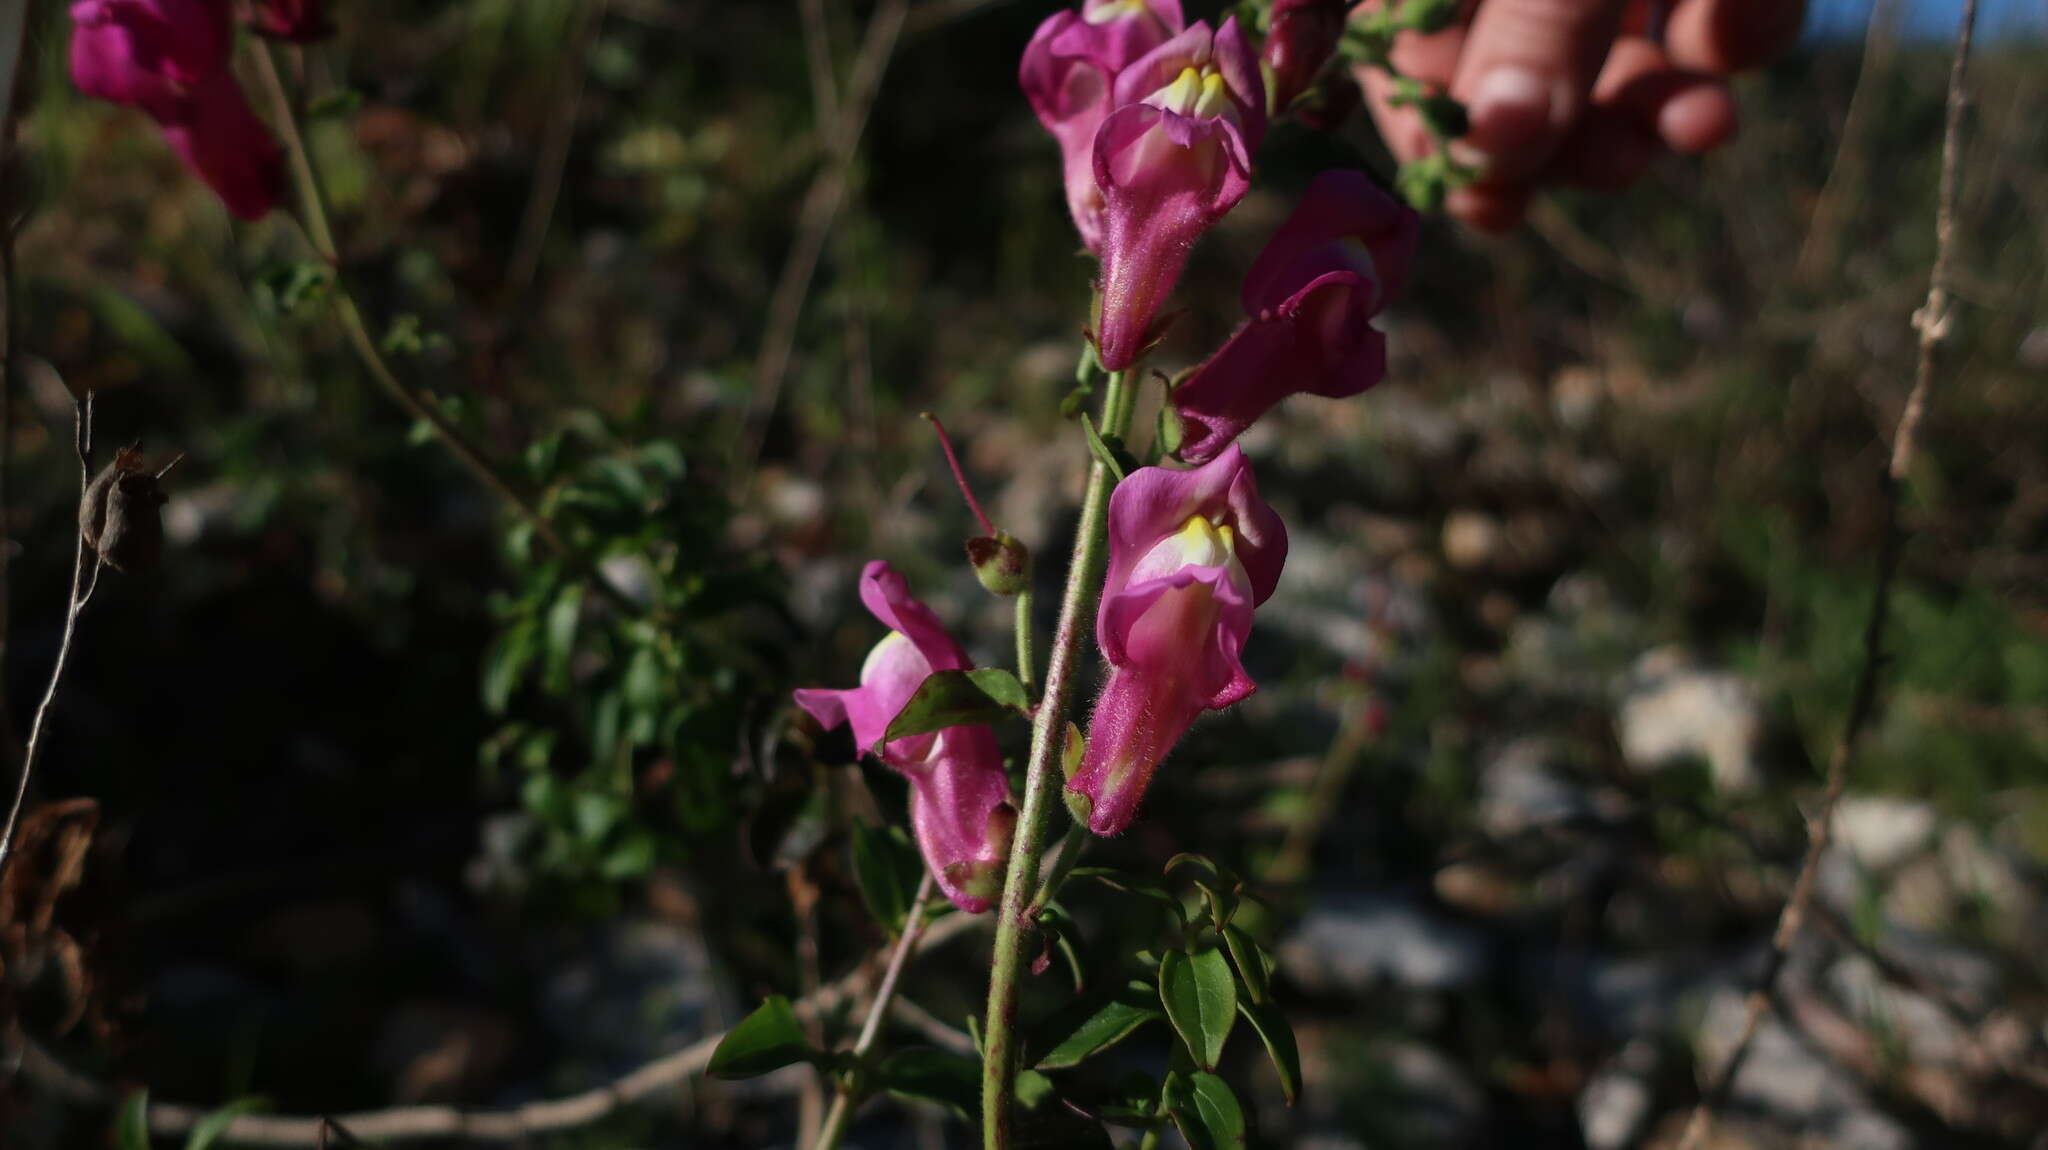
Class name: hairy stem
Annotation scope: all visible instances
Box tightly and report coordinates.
[813,872,937,1150]
[248,43,645,618]
[980,367,1132,1148]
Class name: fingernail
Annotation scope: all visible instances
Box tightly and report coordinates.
[1467,66,1553,150]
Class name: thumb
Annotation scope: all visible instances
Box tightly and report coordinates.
[1449,0,1626,181]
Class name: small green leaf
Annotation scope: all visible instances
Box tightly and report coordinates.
[1071,867,1186,928]
[601,830,657,879]
[1238,999,1302,1106]
[1159,946,1237,1071]
[116,1090,151,1150]
[1222,924,1270,1004]
[1016,1069,1057,1109]
[481,617,540,713]
[883,668,1029,741]
[1168,1072,1246,1148]
[1080,414,1127,482]
[706,997,815,1078]
[185,1097,269,1150]
[307,88,364,119]
[543,585,584,692]
[1035,983,1163,1070]
[851,822,921,933]
[875,1048,980,1118]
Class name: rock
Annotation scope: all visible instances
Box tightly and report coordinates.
[1616,648,1763,793]
[1442,511,1501,571]
[1831,796,1939,871]
[1434,861,1518,916]
[1551,366,1605,432]
[1478,739,1590,836]
[2019,325,2048,370]
[1371,1038,1487,1144]
[1825,953,1971,1067]
[542,919,733,1069]
[1279,892,1487,992]
[1826,798,1933,867]
[372,1001,519,1103]
[1578,1039,1659,1150]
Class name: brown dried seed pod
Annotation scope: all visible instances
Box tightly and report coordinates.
[77,445,173,573]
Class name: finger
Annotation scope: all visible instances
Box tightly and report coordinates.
[1449,0,1628,181]
[1542,108,1659,188]
[1591,35,1737,155]
[1446,182,1532,232]
[1663,0,1807,74]
[1355,7,1467,163]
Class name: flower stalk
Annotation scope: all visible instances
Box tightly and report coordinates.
[979,365,1133,1147]
[812,873,937,1150]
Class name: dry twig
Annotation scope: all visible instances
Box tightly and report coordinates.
[0,395,107,881]
[733,0,909,483]
[8,907,982,1146]
[1675,4,1979,1146]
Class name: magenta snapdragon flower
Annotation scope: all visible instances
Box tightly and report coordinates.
[1020,0,1184,252]
[1067,446,1287,835]
[70,0,283,220]
[1173,169,1419,463]
[1092,16,1264,370]
[794,562,1016,913]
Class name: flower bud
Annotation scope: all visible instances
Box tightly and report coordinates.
[1261,0,1347,114]
[966,533,1031,597]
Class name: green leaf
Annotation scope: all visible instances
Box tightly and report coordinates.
[481,617,540,713]
[543,585,584,693]
[1035,985,1163,1070]
[116,1089,150,1150]
[601,830,657,879]
[1071,867,1186,928]
[1222,924,1270,1005]
[875,1048,980,1118]
[1159,946,1237,1071]
[851,822,921,933]
[1168,1072,1246,1148]
[706,997,815,1078]
[1080,414,1127,482]
[307,88,364,119]
[572,790,624,844]
[1238,999,1302,1106]
[184,1097,269,1150]
[883,668,1029,742]
[1016,1069,1057,1109]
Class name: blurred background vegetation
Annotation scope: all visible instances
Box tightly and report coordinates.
[1,0,2044,1146]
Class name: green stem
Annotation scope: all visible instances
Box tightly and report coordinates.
[980,368,1133,1148]
[248,43,646,619]
[813,872,937,1150]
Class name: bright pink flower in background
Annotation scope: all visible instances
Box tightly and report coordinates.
[1261,0,1348,113]
[70,0,283,219]
[794,562,1016,912]
[1020,0,1183,251]
[1173,169,1419,463]
[248,0,332,42]
[1068,445,1286,835]
[1092,17,1263,371]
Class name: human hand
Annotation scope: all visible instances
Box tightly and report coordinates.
[1355,0,1806,231]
